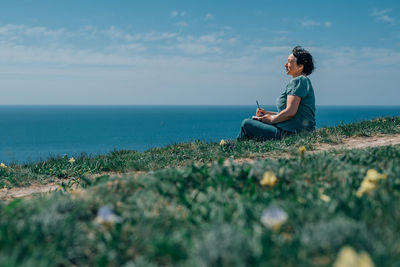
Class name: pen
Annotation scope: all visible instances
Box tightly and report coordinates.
[256,100,260,109]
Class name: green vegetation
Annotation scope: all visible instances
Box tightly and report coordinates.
[1,145,400,266]
[1,116,399,188]
[0,117,400,266]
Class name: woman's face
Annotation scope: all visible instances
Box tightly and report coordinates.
[285,54,304,77]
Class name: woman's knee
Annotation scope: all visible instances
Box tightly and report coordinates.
[241,118,253,129]
[242,119,257,129]
[242,118,258,135]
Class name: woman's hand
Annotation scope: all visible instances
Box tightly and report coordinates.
[260,114,276,124]
[256,108,267,117]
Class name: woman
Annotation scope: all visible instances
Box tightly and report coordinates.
[237,46,315,140]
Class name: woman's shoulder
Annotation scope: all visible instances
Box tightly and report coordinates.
[294,75,313,88]
[286,75,313,97]
[288,75,309,87]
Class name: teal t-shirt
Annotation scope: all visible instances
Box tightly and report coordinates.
[275,75,316,132]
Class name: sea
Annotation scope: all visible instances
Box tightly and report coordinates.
[0,105,399,164]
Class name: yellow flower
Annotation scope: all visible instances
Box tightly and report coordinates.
[333,246,375,267]
[219,139,226,146]
[356,180,375,197]
[333,246,358,267]
[356,169,387,197]
[299,146,306,156]
[320,194,331,202]
[365,169,387,182]
[357,252,375,267]
[260,171,278,187]
[0,163,6,169]
[68,157,76,164]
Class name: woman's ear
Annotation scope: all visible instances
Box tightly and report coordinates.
[299,64,304,73]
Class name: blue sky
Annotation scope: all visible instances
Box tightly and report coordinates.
[0,0,399,105]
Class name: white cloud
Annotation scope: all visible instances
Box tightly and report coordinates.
[0,43,137,65]
[2,22,399,105]
[0,28,235,65]
[109,43,147,52]
[80,25,98,39]
[0,40,399,105]
[0,24,24,35]
[359,47,400,64]
[0,24,66,39]
[170,11,185,18]
[198,34,217,43]
[176,43,220,55]
[259,45,291,53]
[205,13,214,21]
[300,20,332,28]
[101,27,178,42]
[100,26,141,42]
[103,26,123,39]
[175,21,188,27]
[300,20,320,27]
[167,31,236,54]
[142,31,179,41]
[227,37,237,45]
[197,32,234,44]
[310,46,400,68]
[372,8,396,25]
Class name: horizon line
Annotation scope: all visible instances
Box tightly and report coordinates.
[0,104,399,107]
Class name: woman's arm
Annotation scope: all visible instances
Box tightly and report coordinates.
[260,95,301,124]
[256,108,278,117]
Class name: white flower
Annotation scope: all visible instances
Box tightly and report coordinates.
[260,205,288,231]
[94,205,122,227]
[68,157,76,164]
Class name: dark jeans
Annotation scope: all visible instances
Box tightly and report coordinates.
[237,118,290,141]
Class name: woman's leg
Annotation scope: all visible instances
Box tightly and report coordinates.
[237,118,281,140]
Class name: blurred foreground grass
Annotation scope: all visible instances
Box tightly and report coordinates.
[0,117,400,266]
[1,144,400,266]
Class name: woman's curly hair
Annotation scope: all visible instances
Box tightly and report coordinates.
[292,46,315,75]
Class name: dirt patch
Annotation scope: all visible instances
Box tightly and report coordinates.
[227,134,400,165]
[314,133,400,152]
[2,134,400,201]
[0,171,146,201]
[0,183,60,201]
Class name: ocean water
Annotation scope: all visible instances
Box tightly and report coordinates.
[0,105,399,164]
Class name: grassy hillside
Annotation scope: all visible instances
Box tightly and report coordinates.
[0,117,400,266]
[1,116,399,188]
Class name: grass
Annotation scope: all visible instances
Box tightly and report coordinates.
[1,116,399,188]
[1,144,400,266]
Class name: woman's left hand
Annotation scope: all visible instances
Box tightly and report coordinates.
[260,114,275,124]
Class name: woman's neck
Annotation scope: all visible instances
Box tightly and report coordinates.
[292,73,305,78]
